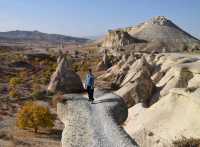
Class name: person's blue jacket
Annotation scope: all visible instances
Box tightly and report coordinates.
[85,73,94,88]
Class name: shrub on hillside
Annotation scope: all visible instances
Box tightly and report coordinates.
[16,101,55,133]
[31,84,46,99]
[51,93,64,109]
[82,63,89,72]
[9,77,21,89]
[8,77,21,99]
[173,137,200,147]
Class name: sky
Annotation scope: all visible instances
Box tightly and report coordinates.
[0,0,199,38]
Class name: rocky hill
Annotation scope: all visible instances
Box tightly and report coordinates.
[102,16,200,53]
[0,30,89,44]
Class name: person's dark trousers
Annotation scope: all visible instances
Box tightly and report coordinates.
[87,86,94,101]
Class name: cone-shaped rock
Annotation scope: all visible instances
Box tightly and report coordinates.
[48,57,83,93]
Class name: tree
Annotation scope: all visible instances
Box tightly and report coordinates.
[17,101,55,133]
[9,77,21,99]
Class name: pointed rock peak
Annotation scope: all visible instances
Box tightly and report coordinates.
[152,16,169,21]
[148,16,174,26]
[47,56,83,93]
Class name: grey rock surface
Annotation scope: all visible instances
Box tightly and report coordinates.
[57,91,138,147]
[96,50,112,71]
[48,57,83,93]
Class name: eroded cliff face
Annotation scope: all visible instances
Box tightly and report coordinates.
[102,30,141,48]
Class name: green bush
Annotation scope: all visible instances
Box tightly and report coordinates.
[17,101,55,133]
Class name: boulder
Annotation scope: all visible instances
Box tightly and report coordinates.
[124,87,200,147]
[47,57,83,93]
[157,62,200,96]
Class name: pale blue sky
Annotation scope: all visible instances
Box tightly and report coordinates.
[0,0,199,38]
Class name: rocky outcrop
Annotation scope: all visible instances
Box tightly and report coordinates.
[47,57,83,93]
[102,30,142,48]
[57,92,138,147]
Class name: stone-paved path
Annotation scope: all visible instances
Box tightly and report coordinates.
[57,90,138,147]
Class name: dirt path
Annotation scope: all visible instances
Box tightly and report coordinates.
[57,90,138,147]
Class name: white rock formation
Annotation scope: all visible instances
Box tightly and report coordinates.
[114,56,155,107]
[124,88,200,147]
[118,53,200,146]
[102,30,141,48]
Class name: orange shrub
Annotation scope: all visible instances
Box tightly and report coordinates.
[16,101,55,133]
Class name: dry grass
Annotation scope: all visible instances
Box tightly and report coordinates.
[173,137,200,147]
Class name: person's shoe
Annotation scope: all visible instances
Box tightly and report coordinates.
[91,100,94,104]
[88,99,92,101]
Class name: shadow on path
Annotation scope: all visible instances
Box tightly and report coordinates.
[92,98,122,104]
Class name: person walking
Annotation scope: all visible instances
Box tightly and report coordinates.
[85,69,95,103]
